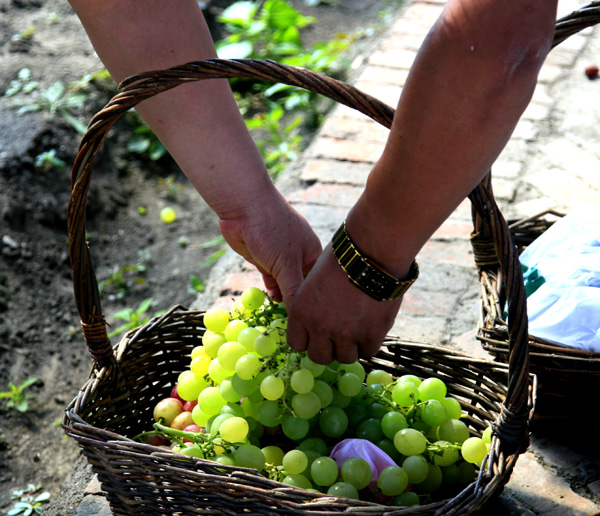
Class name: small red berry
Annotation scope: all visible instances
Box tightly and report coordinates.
[585,65,598,79]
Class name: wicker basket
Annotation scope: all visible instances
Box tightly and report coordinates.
[475,209,600,427]
[62,5,600,514]
[471,1,600,428]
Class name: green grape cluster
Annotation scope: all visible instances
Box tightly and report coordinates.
[140,287,492,507]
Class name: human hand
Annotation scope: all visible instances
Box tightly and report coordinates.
[286,246,403,364]
[218,187,322,305]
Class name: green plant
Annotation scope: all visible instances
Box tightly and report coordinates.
[246,102,303,177]
[4,68,38,97]
[99,250,150,300]
[188,274,206,295]
[127,111,168,161]
[5,69,112,135]
[157,173,183,201]
[9,484,51,516]
[0,378,37,413]
[214,0,354,176]
[108,298,165,338]
[34,149,66,170]
[216,0,315,60]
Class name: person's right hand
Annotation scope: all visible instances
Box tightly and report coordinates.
[217,185,322,306]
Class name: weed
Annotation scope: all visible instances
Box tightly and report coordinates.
[99,250,150,300]
[0,378,38,413]
[245,102,303,178]
[34,149,66,171]
[4,68,38,97]
[157,173,183,201]
[5,69,112,135]
[108,298,166,338]
[188,274,206,295]
[9,484,51,516]
[127,111,168,161]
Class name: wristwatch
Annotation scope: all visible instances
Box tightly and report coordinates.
[331,221,419,302]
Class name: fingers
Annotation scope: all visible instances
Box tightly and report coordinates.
[261,272,282,302]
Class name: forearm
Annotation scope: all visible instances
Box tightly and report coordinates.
[347,0,558,277]
[68,0,273,220]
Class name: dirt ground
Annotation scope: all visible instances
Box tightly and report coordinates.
[0,0,401,513]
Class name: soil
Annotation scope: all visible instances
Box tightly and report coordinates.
[0,0,401,513]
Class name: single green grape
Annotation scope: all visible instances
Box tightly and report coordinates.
[241,286,265,311]
[203,332,227,359]
[282,449,308,475]
[381,411,409,439]
[224,319,248,343]
[236,327,261,352]
[393,491,420,506]
[394,428,427,456]
[442,397,463,419]
[235,353,261,380]
[198,386,227,416]
[391,381,419,407]
[377,465,409,496]
[341,457,372,490]
[338,372,363,397]
[203,307,230,334]
[291,391,321,420]
[217,340,247,371]
[219,416,249,442]
[290,368,315,394]
[418,377,447,401]
[312,380,334,408]
[311,456,339,487]
[461,437,487,466]
[234,444,265,471]
[190,354,211,378]
[420,399,448,427]
[319,405,348,438]
[366,369,393,386]
[262,445,284,466]
[402,454,429,484]
[437,418,470,445]
[327,482,359,499]
[260,375,285,401]
[177,372,207,401]
[281,414,310,441]
[254,332,278,357]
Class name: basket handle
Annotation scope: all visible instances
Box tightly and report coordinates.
[68,0,600,445]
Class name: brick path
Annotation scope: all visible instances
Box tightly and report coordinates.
[73,0,600,514]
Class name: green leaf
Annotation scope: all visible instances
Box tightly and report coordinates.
[216,41,253,59]
[57,109,88,135]
[8,508,25,516]
[34,492,51,503]
[127,135,151,154]
[20,378,38,389]
[16,401,29,413]
[218,1,257,25]
[43,82,65,104]
[17,104,42,115]
[108,323,132,338]
[198,235,226,248]
[113,308,134,320]
[200,248,227,269]
[137,298,154,314]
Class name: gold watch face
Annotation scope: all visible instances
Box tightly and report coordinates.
[332,223,418,301]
